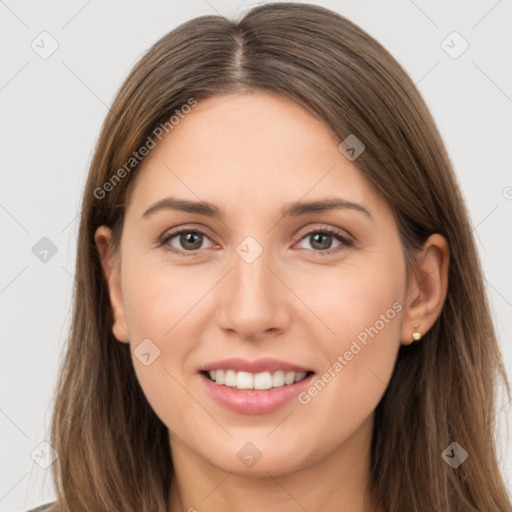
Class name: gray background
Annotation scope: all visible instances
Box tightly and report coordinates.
[1,0,511,510]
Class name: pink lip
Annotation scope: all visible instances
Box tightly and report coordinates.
[199,357,313,374]
[199,372,315,415]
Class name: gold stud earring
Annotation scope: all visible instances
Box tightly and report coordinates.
[412,324,422,342]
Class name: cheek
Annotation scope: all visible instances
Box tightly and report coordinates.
[294,250,404,340]
[119,251,223,400]
[120,263,204,430]
[294,252,405,430]
[121,254,208,340]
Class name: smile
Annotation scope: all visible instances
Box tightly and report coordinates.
[203,369,312,390]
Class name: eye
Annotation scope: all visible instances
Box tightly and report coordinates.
[295,228,352,256]
[161,229,215,255]
[159,226,353,257]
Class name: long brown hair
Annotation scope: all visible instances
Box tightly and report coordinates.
[47,3,511,511]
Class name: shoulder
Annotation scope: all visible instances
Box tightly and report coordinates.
[24,502,57,512]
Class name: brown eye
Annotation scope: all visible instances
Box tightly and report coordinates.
[296,228,352,255]
[162,229,214,254]
[308,232,335,250]
[177,232,203,250]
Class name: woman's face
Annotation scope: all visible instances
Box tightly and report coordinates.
[97,91,411,477]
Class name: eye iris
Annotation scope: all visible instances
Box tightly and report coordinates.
[311,233,332,250]
[181,232,203,250]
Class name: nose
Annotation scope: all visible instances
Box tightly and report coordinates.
[216,243,291,342]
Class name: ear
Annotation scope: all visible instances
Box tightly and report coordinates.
[400,233,450,345]
[94,225,130,343]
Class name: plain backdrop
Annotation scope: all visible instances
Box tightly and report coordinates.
[1,0,511,510]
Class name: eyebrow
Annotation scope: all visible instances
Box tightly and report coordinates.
[141,196,373,221]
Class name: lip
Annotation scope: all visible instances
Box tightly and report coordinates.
[199,357,313,374]
[199,370,315,416]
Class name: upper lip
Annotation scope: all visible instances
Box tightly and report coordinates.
[199,357,314,374]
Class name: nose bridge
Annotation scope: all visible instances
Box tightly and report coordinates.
[234,243,272,296]
[231,236,277,309]
[216,234,288,338]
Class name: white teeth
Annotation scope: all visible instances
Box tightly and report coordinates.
[272,370,285,387]
[225,369,237,387]
[254,371,272,390]
[206,369,310,390]
[284,371,295,385]
[214,369,224,385]
[236,371,254,389]
[295,372,307,383]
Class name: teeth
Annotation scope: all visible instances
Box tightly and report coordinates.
[295,371,307,382]
[284,371,295,385]
[237,371,254,389]
[254,371,272,390]
[272,371,285,387]
[206,369,310,390]
[225,369,237,387]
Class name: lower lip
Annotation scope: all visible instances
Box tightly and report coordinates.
[199,372,315,415]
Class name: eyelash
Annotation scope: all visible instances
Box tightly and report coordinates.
[159,226,353,258]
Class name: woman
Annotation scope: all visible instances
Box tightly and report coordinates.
[29,3,511,511]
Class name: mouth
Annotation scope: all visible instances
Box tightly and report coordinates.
[197,357,316,414]
[200,369,314,390]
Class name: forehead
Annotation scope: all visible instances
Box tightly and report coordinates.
[125,91,386,220]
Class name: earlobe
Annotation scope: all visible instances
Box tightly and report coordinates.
[94,225,131,343]
[400,234,450,346]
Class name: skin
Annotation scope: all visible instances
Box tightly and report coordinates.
[95,91,449,512]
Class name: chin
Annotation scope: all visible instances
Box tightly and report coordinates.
[201,437,317,478]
